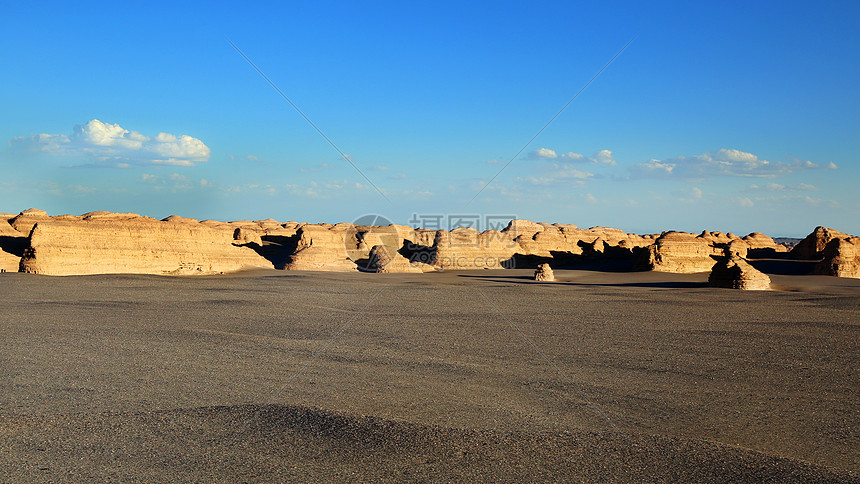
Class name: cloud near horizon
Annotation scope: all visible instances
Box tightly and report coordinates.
[10,119,210,167]
[630,149,836,179]
[526,148,616,165]
[516,164,593,186]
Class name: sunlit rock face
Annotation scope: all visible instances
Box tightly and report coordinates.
[642,232,718,273]
[709,254,771,290]
[534,263,555,282]
[814,237,860,278]
[19,216,272,276]
[789,226,851,260]
[282,225,358,272]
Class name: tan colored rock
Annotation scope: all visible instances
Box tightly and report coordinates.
[724,239,749,258]
[0,218,26,272]
[282,225,357,271]
[162,215,199,224]
[19,218,271,275]
[433,227,517,270]
[367,244,424,273]
[502,219,545,238]
[233,227,263,246]
[709,254,771,290]
[82,211,143,221]
[790,226,850,260]
[743,232,787,252]
[515,225,579,257]
[814,237,860,278]
[645,232,717,273]
[534,263,555,282]
[253,218,283,231]
[10,208,50,234]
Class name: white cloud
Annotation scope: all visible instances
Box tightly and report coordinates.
[630,149,836,179]
[591,149,616,165]
[583,193,598,204]
[748,182,818,192]
[516,164,593,186]
[246,155,260,162]
[692,187,703,199]
[10,119,210,167]
[737,197,754,207]
[368,165,389,172]
[528,148,559,159]
[526,148,615,165]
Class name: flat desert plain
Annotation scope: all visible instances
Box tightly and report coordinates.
[1,269,858,481]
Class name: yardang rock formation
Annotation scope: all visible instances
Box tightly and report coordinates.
[2,209,854,281]
[709,254,771,290]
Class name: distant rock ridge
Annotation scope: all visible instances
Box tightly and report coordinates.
[0,209,854,279]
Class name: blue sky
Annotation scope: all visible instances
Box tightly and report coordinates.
[2,1,858,237]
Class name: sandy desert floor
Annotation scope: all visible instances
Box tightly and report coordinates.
[0,268,858,481]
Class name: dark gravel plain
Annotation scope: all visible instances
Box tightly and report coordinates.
[1,269,858,481]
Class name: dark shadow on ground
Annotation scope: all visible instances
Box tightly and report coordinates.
[748,259,819,275]
[504,253,643,272]
[457,274,709,289]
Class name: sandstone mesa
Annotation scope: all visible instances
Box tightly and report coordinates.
[1,209,857,286]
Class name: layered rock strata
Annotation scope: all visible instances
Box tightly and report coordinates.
[814,237,860,278]
[0,214,26,272]
[5,208,857,279]
[789,226,851,260]
[20,218,271,275]
[709,255,771,290]
[643,232,718,273]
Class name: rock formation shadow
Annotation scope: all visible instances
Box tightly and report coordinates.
[0,236,27,258]
[747,259,819,275]
[249,234,301,269]
[504,250,642,272]
[456,274,709,289]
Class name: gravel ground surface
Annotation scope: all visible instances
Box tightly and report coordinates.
[1,269,858,481]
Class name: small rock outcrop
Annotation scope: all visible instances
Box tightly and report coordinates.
[709,255,771,290]
[233,227,263,246]
[534,263,555,282]
[366,244,423,273]
[743,232,788,256]
[814,237,860,278]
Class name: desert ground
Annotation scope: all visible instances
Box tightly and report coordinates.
[1,268,858,481]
